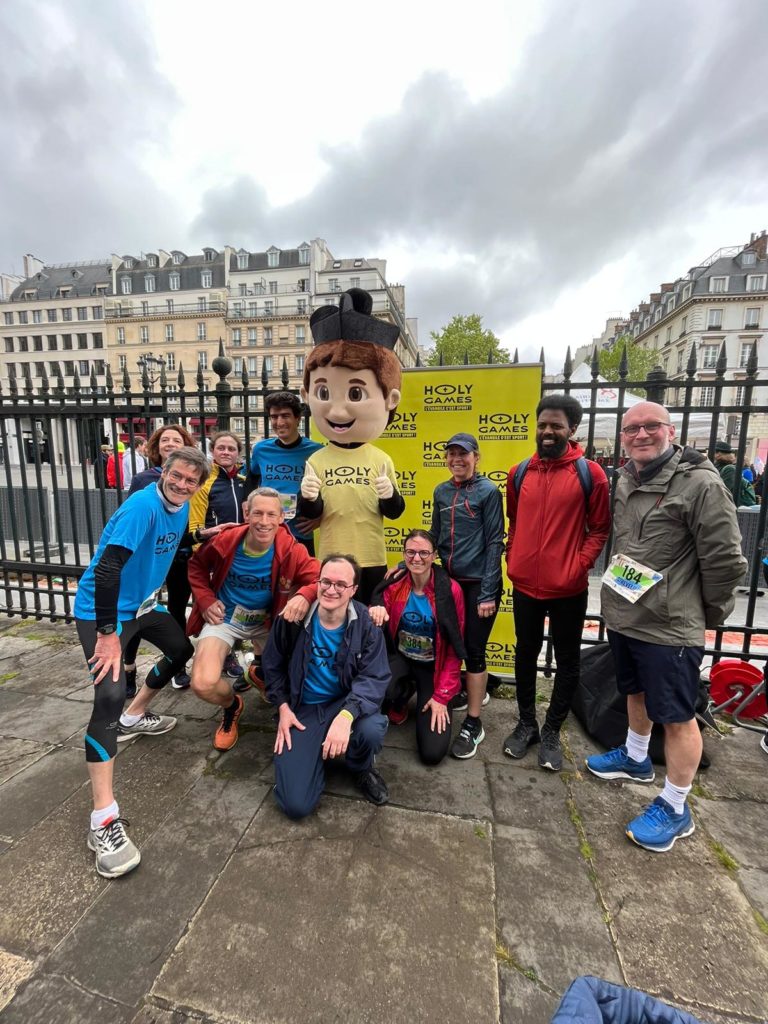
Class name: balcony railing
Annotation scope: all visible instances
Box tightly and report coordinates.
[105,301,227,318]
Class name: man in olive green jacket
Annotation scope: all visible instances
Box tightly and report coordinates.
[586,402,746,853]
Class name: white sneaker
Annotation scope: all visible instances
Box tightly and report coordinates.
[87,818,141,878]
[117,712,177,742]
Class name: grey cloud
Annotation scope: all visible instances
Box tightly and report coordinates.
[193,0,768,348]
[0,0,181,270]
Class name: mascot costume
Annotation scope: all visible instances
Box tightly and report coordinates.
[298,288,405,603]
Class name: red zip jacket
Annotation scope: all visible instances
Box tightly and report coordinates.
[186,523,319,636]
[505,442,610,600]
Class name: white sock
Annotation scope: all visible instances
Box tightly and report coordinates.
[625,728,651,764]
[660,779,690,815]
[91,800,119,831]
[120,712,142,727]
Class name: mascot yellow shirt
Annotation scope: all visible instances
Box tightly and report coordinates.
[308,444,398,566]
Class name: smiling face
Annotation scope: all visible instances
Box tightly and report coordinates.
[317,557,357,614]
[302,365,400,443]
[621,401,675,466]
[536,408,575,459]
[158,428,186,462]
[160,459,203,506]
[269,405,301,443]
[245,495,284,551]
[446,444,480,482]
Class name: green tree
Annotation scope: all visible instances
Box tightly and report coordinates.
[597,335,658,383]
[427,314,510,366]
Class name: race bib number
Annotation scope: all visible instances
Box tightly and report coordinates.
[278,492,297,520]
[398,630,435,662]
[231,604,267,627]
[136,590,160,617]
[601,555,663,604]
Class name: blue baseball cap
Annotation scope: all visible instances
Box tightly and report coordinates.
[445,432,479,452]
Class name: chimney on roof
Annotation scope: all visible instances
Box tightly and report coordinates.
[23,254,44,278]
[746,231,768,260]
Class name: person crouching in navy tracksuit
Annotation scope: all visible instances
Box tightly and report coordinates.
[262,553,390,818]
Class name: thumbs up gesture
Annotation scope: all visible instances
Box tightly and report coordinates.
[373,465,394,499]
[301,461,322,500]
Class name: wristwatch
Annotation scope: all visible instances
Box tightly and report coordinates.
[97,624,117,636]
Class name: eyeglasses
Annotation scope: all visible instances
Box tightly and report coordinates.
[165,469,199,487]
[404,549,434,560]
[621,421,671,437]
[317,578,356,593]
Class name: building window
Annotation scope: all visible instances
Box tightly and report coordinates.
[165,324,174,341]
[201,270,212,288]
[32,309,42,324]
[117,327,126,344]
[233,357,243,374]
[204,250,215,262]
[18,336,28,351]
[172,252,183,264]
[680,316,687,336]
[93,332,103,348]
[654,308,662,323]
[62,334,72,350]
[47,309,57,322]
[47,335,58,350]
[298,245,310,265]
[141,301,149,315]
[48,360,59,376]
[682,284,692,301]
[63,361,74,375]
[264,355,273,374]
[297,298,307,314]
[328,278,339,292]
[166,299,174,313]
[676,349,684,374]
[735,385,745,405]
[701,343,719,369]
[140,326,149,344]
[118,355,127,371]
[665,297,675,315]
[92,305,102,319]
[297,278,308,292]
[169,273,180,291]
[264,327,272,346]
[239,283,248,296]
[199,351,208,370]
[267,249,279,268]
[700,386,715,407]
[233,302,243,317]
[3,312,13,325]
[147,254,157,267]
[76,307,86,320]
[745,307,761,328]
[232,328,241,346]
[77,333,87,349]
[740,342,754,367]
[742,251,756,266]
[747,274,767,292]
[79,360,89,376]
[296,354,305,373]
[144,275,156,293]
[198,297,208,311]
[166,352,176,371]
[296,325,306,345]
[248,356,257,374]
[665,326,672,344]
[707,309,723,329]
[4,338,13,352]
[121,277,132,295]
[269,281,278,294]
[33,335,43,351]
[248,327,257,345]
[249,302,258,317]
[237,254,248,270]
[709,276,728,293]
[264,300,274,315]
[18,311,28,324]
[197,322,206,341]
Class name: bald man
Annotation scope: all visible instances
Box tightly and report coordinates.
[586,402,746,852]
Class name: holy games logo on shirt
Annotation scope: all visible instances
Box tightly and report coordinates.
[383,411,418,438]
[155,531,179,556]
[422,383,473,413]
[477,412,530,441]
[396,469,417,496]
[402,609,429,628]
[310,642,334,669]
[263,462,301,481]
[322,465,372,486]
[228,572,271,591]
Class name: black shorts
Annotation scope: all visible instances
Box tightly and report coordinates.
[607,630,703,724]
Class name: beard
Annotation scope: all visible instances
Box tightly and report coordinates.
[536,438,568,459]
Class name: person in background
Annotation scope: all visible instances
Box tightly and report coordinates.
[713,440,756,506]
[122,435,147,490]
[430,433,505,761]
[245,391,322,553]
[369,529,465,766]
[106,441,125,489]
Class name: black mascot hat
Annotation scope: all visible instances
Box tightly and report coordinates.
[310,287,400,350]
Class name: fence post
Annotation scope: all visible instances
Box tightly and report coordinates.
[213,339,233,432]
[644,365,668,404]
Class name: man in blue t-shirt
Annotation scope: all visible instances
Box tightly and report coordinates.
[245,391,322,552]
[74,446,211,879]
[263,554,391,818]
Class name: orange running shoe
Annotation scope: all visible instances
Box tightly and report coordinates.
[213,694,244,751]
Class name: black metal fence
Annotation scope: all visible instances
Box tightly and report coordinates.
[2,340,767,671]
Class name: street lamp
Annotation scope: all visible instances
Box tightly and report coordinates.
[136,353,166,390]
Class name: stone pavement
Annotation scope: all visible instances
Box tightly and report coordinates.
[0,617,766,1024]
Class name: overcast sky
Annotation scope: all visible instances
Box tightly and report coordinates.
[2,0,767,365]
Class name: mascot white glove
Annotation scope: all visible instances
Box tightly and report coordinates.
[373,465,394,500]
[301,461,322,501]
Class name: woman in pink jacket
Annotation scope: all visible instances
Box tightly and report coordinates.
[369,529,466,765]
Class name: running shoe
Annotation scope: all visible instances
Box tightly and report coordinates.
[214,694,244,751]
[87,817,141,878]
[451,716,485,759]
[503,720,540,760]
[117,712,177,742]
[585,745,655,783]
[626,797,695,852]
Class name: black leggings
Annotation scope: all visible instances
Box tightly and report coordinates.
[387,656,452,766]
[123,553,191,667]
[457,579,502,674]
[77,611,193,763]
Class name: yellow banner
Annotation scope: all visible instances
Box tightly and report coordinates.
[376,364,542,677]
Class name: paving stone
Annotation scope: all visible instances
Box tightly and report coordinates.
[498,964,561,1024]
[0,948,36,1013]
[0,690,88,745]
[1,645,92,697]
[701,727,768,803]
[487,760,571,828]
[694,797,768,871]
[130,1006,205,1024]
[739,867,768,921]
[48,774,269,1006]
[154,800,498,1024]
[0,745,85,840]
[574,776,768,1018]
[0,972,133,1024]
[0,737,49,786]
[495,822,623,996]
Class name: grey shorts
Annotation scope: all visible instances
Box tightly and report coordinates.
[198,620,270,650]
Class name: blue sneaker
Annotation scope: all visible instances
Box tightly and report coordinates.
[626,796,695,852]
[585,745,655,783]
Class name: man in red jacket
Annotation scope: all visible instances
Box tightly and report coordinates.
[504,394,610,771]
[188,487,320,751]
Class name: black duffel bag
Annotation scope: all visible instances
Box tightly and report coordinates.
[571,642,710,768]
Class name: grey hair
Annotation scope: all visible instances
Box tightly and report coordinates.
[246,486,283,512]
[164,446,210,485]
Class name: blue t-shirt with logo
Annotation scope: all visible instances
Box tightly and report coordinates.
[219,542,274,628]
[397,591,436,662]
[250,436,322,539]
[303,615,346,704]
[74,484,188,621]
